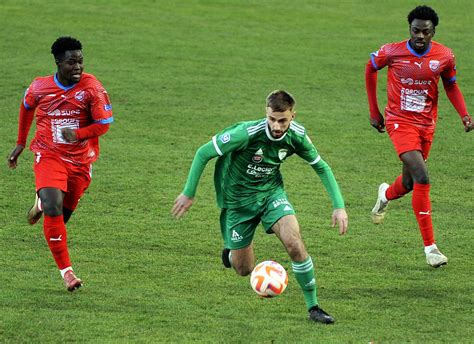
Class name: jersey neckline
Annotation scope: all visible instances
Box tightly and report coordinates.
[406,40,432,58]
[54,73,78,91]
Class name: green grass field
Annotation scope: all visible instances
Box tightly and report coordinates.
[1,0,473,342]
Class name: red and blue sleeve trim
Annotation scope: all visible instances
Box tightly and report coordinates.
[94,117,114,124]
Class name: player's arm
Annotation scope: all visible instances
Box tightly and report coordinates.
[297,135,348,234]
[309,158,348,234]
[172,141,220,219]
[62,121,112,142]
[8,101,35,169]
[365,60,385,133]
[442,78,473,132]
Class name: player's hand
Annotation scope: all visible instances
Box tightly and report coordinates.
[462,115,473,132]
[61,128,78,143]
[7,144,25,169]
[370,113,385,133]
[331,208,348,235]
[171,193,194,219]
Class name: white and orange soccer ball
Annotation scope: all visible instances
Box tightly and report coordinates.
[250,260,288,297]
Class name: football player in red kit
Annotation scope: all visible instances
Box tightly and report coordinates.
[7,36,113,291]
[365,5,472,267]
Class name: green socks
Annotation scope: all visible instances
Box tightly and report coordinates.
[292,256,318,310]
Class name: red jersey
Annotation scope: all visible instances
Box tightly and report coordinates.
[23,73,113,165]
[370,40,456,126]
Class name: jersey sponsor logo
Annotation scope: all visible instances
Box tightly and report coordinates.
[104,104,112,111]
[48,109,81,117]
[400,88,428,112]
[75,90,85,101]
[252,148,264,163]
[272,198,290,208]
[246,164,276,178]
[220,133,231,144]
[278,149,288,161]
[429,60,440,71]
[414,61,423,69]
[231,230,243,242]
[51,118,79,144]
[401,78,431,86]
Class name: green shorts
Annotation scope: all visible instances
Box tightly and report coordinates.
[220,190,296,249]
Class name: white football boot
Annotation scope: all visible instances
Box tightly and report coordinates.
[371,183,390,224]
[27,194,43,225]
[425,246,448,268]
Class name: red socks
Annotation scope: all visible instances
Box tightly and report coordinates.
[385,175,409,201]
[43,215,71,270]
[412,183,435,246]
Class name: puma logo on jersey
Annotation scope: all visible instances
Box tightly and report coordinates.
[414,61,423,69]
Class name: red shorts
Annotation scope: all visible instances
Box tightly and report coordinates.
[33,152,92,210]
[386,121,435,160]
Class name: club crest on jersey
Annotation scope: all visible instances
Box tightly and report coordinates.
[278,149,288,161]
[252,148,264,163]
[429,60,440,71]
[74,91,85,101]
[220,133,231,144]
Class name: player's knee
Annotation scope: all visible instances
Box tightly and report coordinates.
[413,173,430,185]
[285,242,307,262]
[41,199,63,216]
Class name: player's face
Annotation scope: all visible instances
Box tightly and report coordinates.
[266,107,295,139]
[409,19,435,53]
[57,50,84,85]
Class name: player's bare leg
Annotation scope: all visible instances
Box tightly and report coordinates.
[273,215,334,324]
[229,244,255,276]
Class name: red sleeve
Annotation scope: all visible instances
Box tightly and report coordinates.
[443,80,470,121]
[89,82,113,123]
[75,122,110,140]
[17,101,35,146]
[365,60,381,120]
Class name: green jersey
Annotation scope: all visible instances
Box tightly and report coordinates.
[182,119,345,210]
[212,119,319,208]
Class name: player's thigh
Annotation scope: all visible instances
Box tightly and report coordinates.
[63,163,92,211]
[261,191,307,260]
[261,190,296,234]
[386,122,424,159]
[420,126,435,160]
[33,152,68,193]
[272,215,307,261]
[220,207,260,250]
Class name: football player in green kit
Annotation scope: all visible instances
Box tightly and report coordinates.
[172,90,348,324]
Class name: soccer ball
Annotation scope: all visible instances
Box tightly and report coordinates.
[250,260,288,297]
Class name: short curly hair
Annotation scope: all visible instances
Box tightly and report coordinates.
[407,5,439,27]
[51,36,82,60]
[266,90,296,112]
